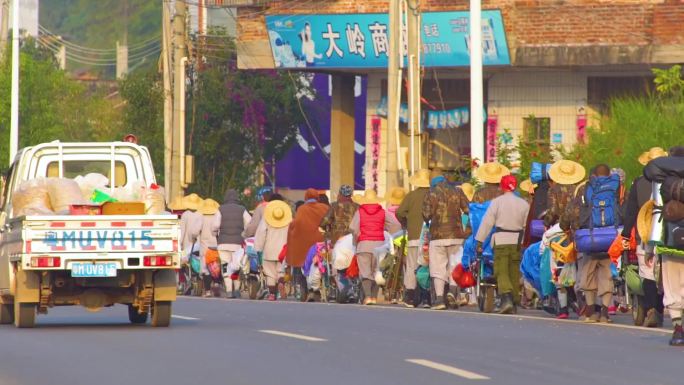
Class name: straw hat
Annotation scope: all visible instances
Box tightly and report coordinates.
[264,200,293,228]
[475,162,510,184]
[519,179,537,194]
[181,193,203,211]
[638,147,668,166]
[198,198,220,215]
[459,182,475,201]
[385,187,406,206]
[637,200,655,244]
[353,189,383,205]
[168,196,185,211]
[548,160,586,185]
[409,169,431,188]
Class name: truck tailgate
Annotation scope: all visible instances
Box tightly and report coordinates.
[17,215,180,270]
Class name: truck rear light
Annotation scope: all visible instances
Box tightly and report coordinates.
[143,256,173,267]
[172,240,178,252]
[26,240,32,254]
[30,256,61,268]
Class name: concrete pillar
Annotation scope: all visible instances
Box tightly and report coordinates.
[330,74,356,200]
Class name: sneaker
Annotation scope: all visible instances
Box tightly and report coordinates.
[431,297,446,310]
[670,326,684,346]
[203,291,212,298]
[608,305,617,316]
[267,294,276,301]
[600,306,613,323]
[404,301,416,308]
[368,297,377,305]
[446,292,459,310]
[363,297,374,306]
[557,307,569,320]
[583,308,600,323]
[645,308,659,328]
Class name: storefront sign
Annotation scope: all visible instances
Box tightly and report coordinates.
[266,10,510,69]
[370,116,382,191]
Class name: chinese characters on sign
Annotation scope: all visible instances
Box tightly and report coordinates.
[370,116,382,191]
[486,115,498,162]
[266,10,510,69]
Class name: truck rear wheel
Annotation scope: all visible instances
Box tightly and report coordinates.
[14,302,36,328]
[151,301,171,327]
[128,305,148,324]
[0,303,14,324]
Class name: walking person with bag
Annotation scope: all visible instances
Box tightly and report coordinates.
[472,162,509,203]
[422,175,471,310]
[396,169,431,308]
[563,164,621,323]
[643,146,684,346]
[475,175,530,314]
[198,199,221,297]
[621,147,668,327]
[255,200,292,301]
[214,189,252,298]
[349,190,402,305]
[320,185,358,245]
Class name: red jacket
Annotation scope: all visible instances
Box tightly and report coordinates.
[358,204,385,242]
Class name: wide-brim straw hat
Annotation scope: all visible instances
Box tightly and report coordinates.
[385,187,406,206]
[459,182,475,201]
[638,147,668,166]
[475,162,510,184]
[353,189,383,205]
[182,193,203,211]
[199,198,220,215]
[637,200,655,244]
[264,200,293,228]
[519,179,537,194]
[409,169,431,188]
[549,160,586,185]
[168,196,185,211]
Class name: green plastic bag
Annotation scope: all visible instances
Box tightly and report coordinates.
[91,189,118,203]
[416,266,430,290]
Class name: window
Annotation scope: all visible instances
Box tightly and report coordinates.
[46,161,128,187]
[523,117,551,145]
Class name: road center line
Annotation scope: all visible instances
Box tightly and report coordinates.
[258,329,327,342]
[405,359,490,380]
[171,315,200,321]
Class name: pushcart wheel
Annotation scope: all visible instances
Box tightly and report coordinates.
[632,294,645,326]
[478,286,496,313]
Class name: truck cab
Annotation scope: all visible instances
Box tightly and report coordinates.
[0,141,180,328]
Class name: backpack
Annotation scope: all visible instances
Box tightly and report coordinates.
[580,174,622,229]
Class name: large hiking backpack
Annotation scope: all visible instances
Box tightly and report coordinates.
[575,174,622,253]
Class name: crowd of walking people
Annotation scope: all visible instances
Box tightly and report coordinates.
[173,145,684,347]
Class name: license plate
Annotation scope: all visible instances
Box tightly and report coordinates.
[71,262,118,277]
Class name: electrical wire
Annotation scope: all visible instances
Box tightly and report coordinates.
[37,37,161,67]
[38,25,161,54]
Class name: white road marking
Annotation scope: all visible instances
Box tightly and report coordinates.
[258,329,327,342]
[171,315,200,321]
[406,359,490,380]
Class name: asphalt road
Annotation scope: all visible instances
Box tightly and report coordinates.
[0,297,681,385]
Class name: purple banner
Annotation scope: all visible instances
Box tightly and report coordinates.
[275,73,367,190]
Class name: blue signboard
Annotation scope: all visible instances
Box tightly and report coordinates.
[266,10,510,69]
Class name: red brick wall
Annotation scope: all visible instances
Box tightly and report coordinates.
[238,0,684,48]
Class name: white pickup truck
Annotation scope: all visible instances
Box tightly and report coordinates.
[0,141,180,328]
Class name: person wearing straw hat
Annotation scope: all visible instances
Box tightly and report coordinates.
[385,186,406,221]
[473,162,510,203]
[620,147,668,327]
[180,193,204,254]
[255,200,293,301]
[320,185,358,245]
[476,175,530,314]
[214,189,252,298]
[198,198,221,297]
[397,169,431,307]
[350,189,402,305]
[458,182,475,202]
[423,175,471,310]
[547,159,586,226]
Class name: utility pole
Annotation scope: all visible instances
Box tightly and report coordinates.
[386,0,403,190]
[116,41,128,79]
[406,0,421,176]
[170,0,187,200]
[9,0,19,165]
[162,2,173,202]
[57,43,66,70]
[0,0,9,61]
[469,0,484,166]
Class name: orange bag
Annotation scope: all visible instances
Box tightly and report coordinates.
[205,249,220,265]
[452,263,465,283]
[607,235,624,264]
[346,255,359,278]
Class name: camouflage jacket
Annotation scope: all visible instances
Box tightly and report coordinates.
[560,183,586,231]
[422,182,471,240]
[321,200,359,243]
[472,184,503,203]
[547,183,579,222]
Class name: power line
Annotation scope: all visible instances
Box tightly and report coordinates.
[38,24,161,54]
